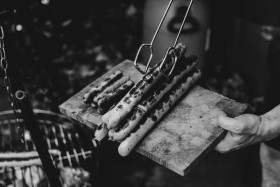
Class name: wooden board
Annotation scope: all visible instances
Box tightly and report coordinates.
[59,59,247,176]
[59,60,143,128]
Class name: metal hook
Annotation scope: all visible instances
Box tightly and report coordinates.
[160,0,194,78]
[159,47,177,80]
[0,26,4,39]
[134,0,174,74]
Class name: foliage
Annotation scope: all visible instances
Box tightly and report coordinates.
[1,0,144,112]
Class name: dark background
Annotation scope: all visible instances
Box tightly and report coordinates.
[2,0,279,186]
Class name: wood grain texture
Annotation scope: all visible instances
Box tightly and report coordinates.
[59,60,143,129]
[59,60,247,176]
[135,86,246,176]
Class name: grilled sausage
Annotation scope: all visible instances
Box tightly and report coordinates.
[97,80,134,114]
[109,55,199,141]
[83,70,123,104]
[93,76,130,103]
[118,69,201,156]
[101,43,186,130]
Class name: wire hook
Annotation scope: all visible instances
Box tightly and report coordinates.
[160,0,194,78]
[134,0,195,78]
[134,0,174,74]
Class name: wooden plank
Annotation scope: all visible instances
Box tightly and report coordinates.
[59,60,247,176]
[135,86,246,176]
[59,60,143,129]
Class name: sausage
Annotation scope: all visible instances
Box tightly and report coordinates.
[101,43,186,130]
[118,69,201,156]
[94,123,109,141]
[83,70,123,104]
[93,75,130,103]
[97,80,134,114]
[109,55,199,141]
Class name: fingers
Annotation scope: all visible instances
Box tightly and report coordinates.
[217,114,261,135]
[214,133,234,153]
[215,132,242,153]
[215,114,263,153]
[215,131,259,153]
[217,116,244,134]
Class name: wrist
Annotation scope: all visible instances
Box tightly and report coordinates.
[260,114,280,141]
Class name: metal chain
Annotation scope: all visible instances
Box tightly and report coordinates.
[0,25,25,143]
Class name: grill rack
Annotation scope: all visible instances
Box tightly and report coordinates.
[0,109,97,187]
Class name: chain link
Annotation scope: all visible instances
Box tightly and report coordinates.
[0,26,4,39]
[0,25,25,143]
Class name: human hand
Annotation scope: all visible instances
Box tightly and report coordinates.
[215,113,279,153]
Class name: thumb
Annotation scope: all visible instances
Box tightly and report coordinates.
[217,116,244,134]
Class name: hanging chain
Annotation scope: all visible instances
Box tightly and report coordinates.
[0,25,25,143]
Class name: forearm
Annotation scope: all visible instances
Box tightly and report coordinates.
[261,104,280,141]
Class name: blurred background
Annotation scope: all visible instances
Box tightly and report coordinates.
[1,0,280,186]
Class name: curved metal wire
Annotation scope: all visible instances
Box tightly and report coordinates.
[134,0,195,78]
[160,0,194,78]
[134,0,174,74]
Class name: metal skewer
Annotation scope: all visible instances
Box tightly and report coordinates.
[134,0,174,74]
[160,0,194,79]
[134,0,195,78]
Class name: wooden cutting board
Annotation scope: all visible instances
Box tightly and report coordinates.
[59,59,247,176]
